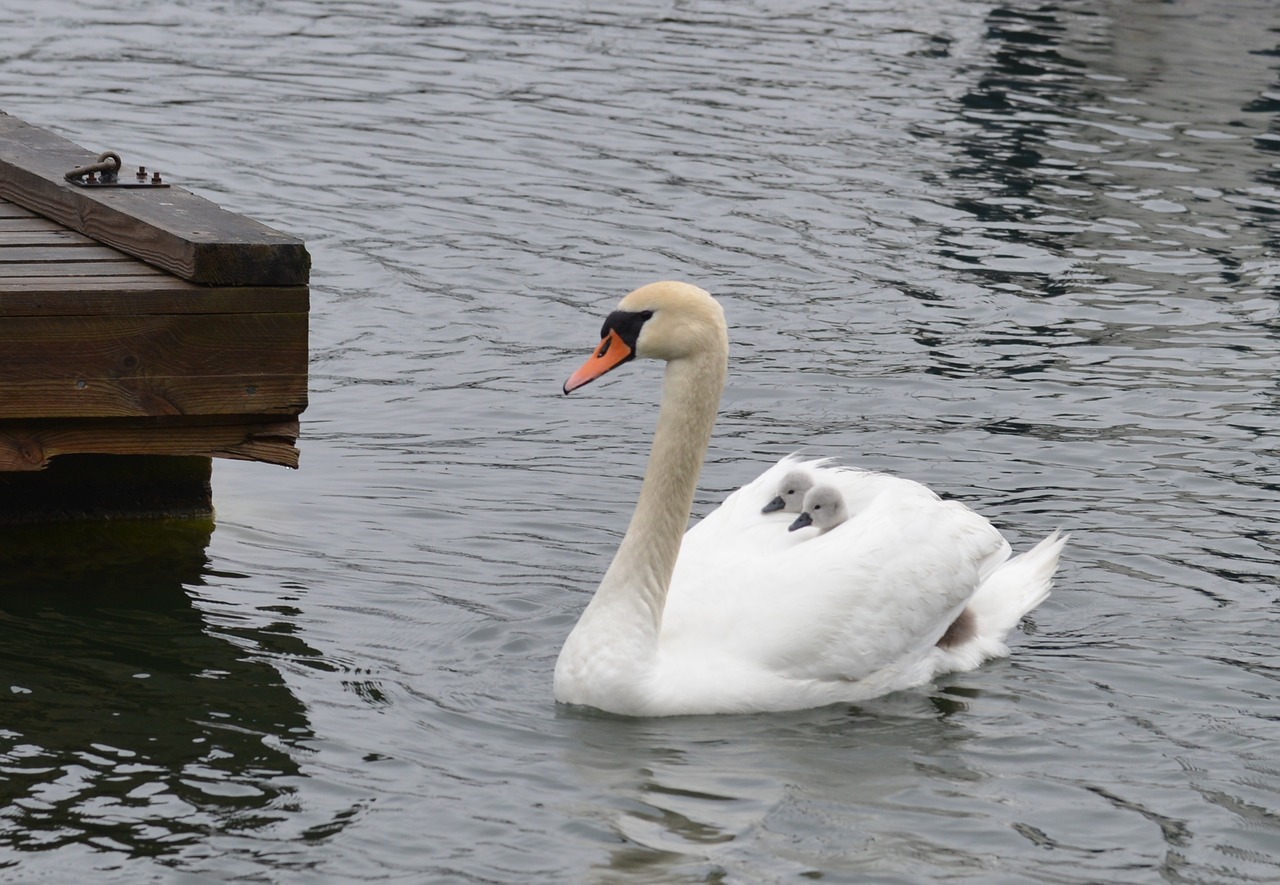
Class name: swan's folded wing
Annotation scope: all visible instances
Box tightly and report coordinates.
[664,486,1009,688]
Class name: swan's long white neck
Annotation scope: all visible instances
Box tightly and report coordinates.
[605,351,725,621]
[563,343,726,680]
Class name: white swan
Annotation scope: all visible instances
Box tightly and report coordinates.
[556,281,1065,716]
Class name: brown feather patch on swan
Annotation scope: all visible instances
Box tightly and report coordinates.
[936,607,977,650]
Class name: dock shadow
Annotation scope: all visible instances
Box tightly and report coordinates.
[0,517,314,857]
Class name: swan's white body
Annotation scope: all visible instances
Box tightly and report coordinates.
[556,282,1064,716]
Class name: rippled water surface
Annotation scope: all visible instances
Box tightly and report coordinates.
[3,0,1279,881]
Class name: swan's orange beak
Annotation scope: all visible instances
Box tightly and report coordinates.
[564,329,633,394]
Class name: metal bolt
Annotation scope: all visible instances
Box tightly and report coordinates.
[136,166,147,180]
[85,172,97,183]
[151,171,162,184]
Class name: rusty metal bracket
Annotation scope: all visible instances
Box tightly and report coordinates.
[65,151,170,188]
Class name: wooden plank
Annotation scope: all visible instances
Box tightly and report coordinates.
[0,229,100,246]
[0,261,167,279]
[0,244,140,263]
[0,201,36,218]
[0,375,306,419]
[0,216,67,232]
[0,281,308,315]
[0,113,310,285]
[0,313,308,418]
[0,419,299,471]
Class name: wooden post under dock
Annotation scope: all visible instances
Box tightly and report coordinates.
[0,111,309,522]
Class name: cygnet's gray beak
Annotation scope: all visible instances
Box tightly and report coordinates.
[788,512,813,532]
[761,496,786,514]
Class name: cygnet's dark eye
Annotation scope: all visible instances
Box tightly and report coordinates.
[813,504,823,510]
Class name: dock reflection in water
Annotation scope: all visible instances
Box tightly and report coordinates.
[0,520,311,856]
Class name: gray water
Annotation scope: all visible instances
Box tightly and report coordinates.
[2,0,1279,881]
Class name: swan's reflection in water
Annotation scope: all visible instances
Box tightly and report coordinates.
[0,519,313,856]
[558,689,986,882]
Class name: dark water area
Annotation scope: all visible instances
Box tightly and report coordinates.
[2,0,1279,882]
[0,521,311,855]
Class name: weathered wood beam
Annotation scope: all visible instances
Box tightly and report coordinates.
[0,263,166,279]
[0,312,308,419]
[0,112,309,285]
[0,277,309,315]
[0,417,300,470]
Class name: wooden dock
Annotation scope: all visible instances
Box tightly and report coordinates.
[0,112,308,521]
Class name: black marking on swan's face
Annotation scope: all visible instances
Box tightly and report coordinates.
[601,309,654,356]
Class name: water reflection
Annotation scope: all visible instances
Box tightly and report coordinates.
[0,520,311,856]
[558,690,989,882]
[914,1,1280,585]
[939,2,1280,297]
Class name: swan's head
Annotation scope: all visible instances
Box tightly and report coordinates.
[564,281,728,393]
[788,485,848,533]
[761,470,814,514]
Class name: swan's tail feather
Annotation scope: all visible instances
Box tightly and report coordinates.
[934,530,1067,673]
[970,529,1066,638]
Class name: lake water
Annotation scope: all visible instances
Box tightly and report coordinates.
[2,0,1279,881]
